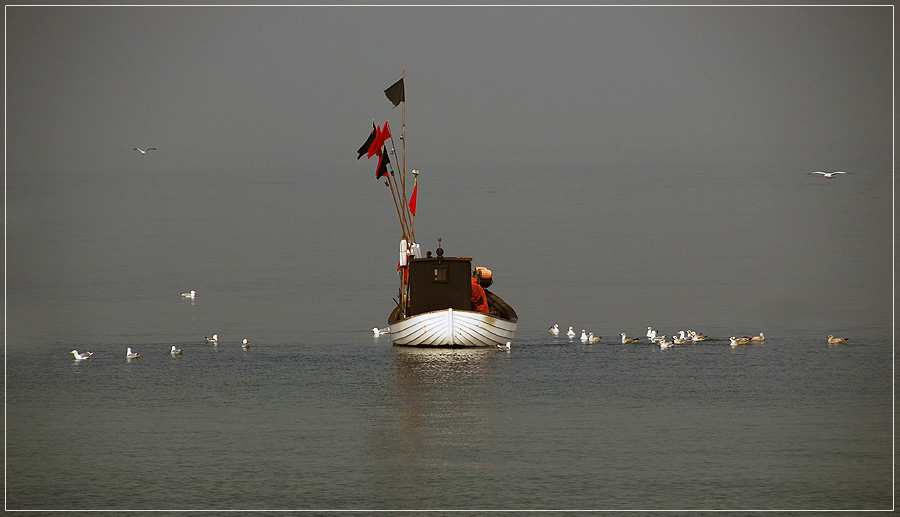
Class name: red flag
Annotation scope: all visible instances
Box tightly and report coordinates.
[367,121,392,158]
[408,181,417,216]
[367,125,382,159]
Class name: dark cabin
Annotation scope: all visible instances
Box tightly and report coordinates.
[406,256,473,316]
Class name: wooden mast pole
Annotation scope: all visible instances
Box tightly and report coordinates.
[386,135,412,241]
[399,70,412,316]
[384,165,408,241]
[400,69,408,234]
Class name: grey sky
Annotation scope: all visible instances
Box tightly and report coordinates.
[7,6,890,171]
[6,4,894,336]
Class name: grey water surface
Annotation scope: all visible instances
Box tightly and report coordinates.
[6,163,892,512]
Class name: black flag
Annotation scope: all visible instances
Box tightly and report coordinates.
[384,78,405,107]
[357,122,377,160]
[376,146,390,179]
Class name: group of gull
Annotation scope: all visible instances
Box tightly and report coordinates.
[549,323,753,349]
[70,335,251,363]
[549,324,849,348]
[69,289,251,362]
[70,334,251,363]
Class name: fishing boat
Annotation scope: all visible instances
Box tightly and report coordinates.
[358,72,518,347]
[388,245,518,347]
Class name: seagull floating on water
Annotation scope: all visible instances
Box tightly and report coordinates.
[566,326,576,338]
[205,334,218,344]
[242,338,250,350]
[126,347,140,360]
[171,345,183,356]
[688,330,707,342]
[70,349,93,361]
[580,329,589,342]
[808,171,848,179]
[620,333,639,344]
[497,341,511,351]
[729,336,751,347]
[749,332,765,342]
[133,147,157,154]
[181,290,196,299]
[827,335,848,345]
[647,327,657,342]
[587,332,602,343]
[549,323,560,336]
[372,327,390,335]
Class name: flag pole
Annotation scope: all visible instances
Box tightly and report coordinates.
[400,69,408,237]
[384,164,409,241]
[389,170,410,240]
[386,130,412,239]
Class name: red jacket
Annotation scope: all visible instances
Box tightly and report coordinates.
[471,277,490,314]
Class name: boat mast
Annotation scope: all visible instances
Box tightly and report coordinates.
[401,70,407,216]
[400,70,416,244]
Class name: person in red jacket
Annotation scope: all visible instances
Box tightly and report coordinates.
[471,274,490,314]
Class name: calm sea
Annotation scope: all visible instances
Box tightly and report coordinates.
[6,163,893,511]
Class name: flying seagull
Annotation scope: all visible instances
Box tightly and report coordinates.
[133,147,157,154]
[808,171,848,179]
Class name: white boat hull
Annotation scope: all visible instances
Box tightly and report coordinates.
[389,308,517,347]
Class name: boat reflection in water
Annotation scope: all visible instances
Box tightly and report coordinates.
[368,347,501,506]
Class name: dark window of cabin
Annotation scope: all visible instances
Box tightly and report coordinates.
[434,266,448,283]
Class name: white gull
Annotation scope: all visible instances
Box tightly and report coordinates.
[620,333,639,344]
[729,336,751,347]
[70,349,93,361]
[808,171,848,179]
